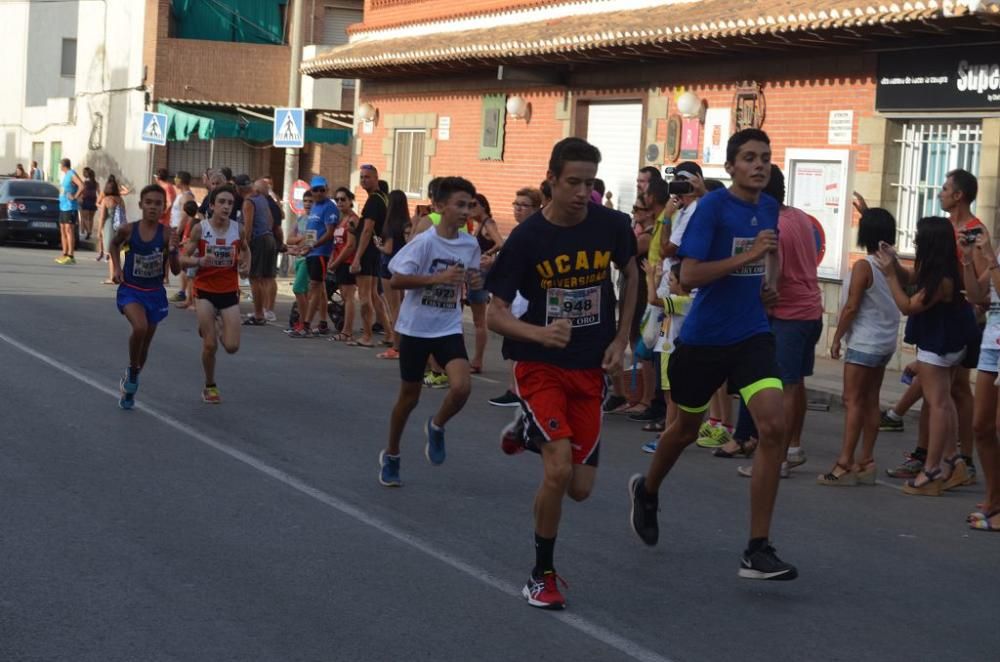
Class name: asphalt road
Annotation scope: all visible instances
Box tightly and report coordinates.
[1,244,997,662]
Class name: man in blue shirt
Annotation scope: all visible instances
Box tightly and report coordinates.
[56,158,84,265]
[629,129,798,581]
[291,175,339,337]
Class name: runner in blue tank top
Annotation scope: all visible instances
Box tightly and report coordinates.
[109,184,181,409]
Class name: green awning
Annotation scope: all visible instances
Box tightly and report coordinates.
[171,0,287,45]
[157,103,350,145]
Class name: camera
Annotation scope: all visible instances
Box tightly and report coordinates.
[667,180,693,196]
[960,226,984,244]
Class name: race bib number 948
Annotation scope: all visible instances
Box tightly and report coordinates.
[546,286,601,327]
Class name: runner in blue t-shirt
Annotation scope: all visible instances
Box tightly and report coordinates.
[628,129,799,582]
[109,184,181,410]
[292,175,340,337]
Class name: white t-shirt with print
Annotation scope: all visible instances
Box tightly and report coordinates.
[667,200,698,268]
[389,228,481,338]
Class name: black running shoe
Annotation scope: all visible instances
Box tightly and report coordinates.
[627,407,659,422]
[738,544,798,581]
[489,390,521,407]
[628,474,659,546]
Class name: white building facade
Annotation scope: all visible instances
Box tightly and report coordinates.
[0,0,149,213]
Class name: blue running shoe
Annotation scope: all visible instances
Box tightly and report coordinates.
[641,439,658,454]
[378,450,401,487]
[119,371,138,410]
[425,417,446,465]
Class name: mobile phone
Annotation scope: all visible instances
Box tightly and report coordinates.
[415,204,430,217]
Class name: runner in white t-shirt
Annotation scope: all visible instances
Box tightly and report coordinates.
[378,177,483,487]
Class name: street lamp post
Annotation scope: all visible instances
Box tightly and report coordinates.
[282,0,304,236]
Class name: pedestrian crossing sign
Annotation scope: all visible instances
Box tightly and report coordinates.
[274,107,305,148]
[140,111,169,146]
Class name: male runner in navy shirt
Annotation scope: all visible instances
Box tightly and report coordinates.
[628,129,798,581]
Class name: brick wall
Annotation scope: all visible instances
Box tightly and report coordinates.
[153,39,291,106]
[356,71,877,235]
[355,89,568,231]
[361,0,575,29]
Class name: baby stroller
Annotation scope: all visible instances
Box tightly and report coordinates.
[287,264,346,332]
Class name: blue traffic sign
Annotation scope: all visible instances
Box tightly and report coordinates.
[274,107,305,148]
[140,111,168,146]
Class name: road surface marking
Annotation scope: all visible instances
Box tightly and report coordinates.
[0,330,672,662]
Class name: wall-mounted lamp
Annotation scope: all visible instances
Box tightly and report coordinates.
[357,102,378,123]
[676,91,703,120]
[506,95,532,122]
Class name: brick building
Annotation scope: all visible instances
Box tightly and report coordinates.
[305,0,1000,363]
[144,0,362,197]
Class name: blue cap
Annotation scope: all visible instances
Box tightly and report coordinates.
[310,176,328,189]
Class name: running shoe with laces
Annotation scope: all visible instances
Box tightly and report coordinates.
[202,386,222,404]
[695,424,732,449]
[65,255,76,264]
[628,474,659,546]
[522,571,567,609]
[641,439,658,454]
[263,310,277,323]
[879,410,904,432]
[425,417,446,465]
[739,543,798,581]
[379,450,401,487]
[785,449,807,468]
[170,291,186,302]
[627,407,660,422]
[886,452,924,479]
[119,372,138,410]
[500,410,526,455]
[489,390,521,407]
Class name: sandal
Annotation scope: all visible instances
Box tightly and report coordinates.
[816,463,858,486]
[969,508,1000,530]
[242,316,266,326]
[347,338,375,348]
[331,332,352,342]
[376,348,400,360]
[902,468,944,496]
[642,419,665,432]
[713,437,757,459]
[942,455,969,491]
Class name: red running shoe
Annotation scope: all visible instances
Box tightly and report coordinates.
[522,571,567,609]
[500,411,525,455]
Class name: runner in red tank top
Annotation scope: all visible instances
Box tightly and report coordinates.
[181,184,250,404]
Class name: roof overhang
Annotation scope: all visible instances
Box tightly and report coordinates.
[302,0,1000,79]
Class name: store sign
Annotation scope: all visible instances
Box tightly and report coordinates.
[876,45,1000,111]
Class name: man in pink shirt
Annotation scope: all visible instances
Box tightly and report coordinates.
[764,165,823,470]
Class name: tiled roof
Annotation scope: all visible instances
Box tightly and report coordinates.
[303,0,1000,78]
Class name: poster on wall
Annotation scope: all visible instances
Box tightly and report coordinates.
[785,149,853,280]
[702,108,731,165]
[680,118,700,160]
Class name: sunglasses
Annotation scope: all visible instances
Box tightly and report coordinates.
[334,196,349,202]
[311,187,326,193]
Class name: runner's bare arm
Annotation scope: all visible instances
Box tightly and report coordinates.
[487,296,571,349]
[604,256,639,373]
[242,199,255,244]
[390,265,464,291]
[237,239,251,278]
[350,218,376,273]
[328,231,356,271]
[108,225,132,283]
[179,224,202,268]
[680,229,777,290]
[167,229,182,276]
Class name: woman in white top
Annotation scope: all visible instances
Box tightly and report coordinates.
[824,208,901,486]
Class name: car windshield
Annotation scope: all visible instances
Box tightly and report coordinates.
[5,181,59,198]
